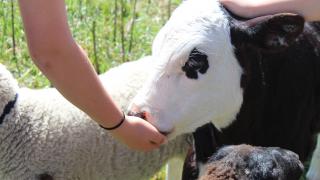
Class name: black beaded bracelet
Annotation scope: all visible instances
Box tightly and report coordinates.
[99,112,126,130]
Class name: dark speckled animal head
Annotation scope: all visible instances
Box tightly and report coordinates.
[200,145,304,180]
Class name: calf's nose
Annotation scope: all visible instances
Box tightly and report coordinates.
[127,106,170,136]
[127,104,153,121]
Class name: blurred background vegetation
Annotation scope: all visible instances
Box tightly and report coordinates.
[0,0,180,88]
[0,0,181,179]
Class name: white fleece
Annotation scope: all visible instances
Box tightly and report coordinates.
[0,57,191,180]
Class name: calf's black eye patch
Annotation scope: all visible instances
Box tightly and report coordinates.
[182,48,209,79]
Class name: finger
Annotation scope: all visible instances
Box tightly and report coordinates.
[149,140,158,145]
[148,141,161,150]
[155,132,167,144]
[149,135,166,146]
[158,136,167,144]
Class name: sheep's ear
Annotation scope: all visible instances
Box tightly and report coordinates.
[230,13,305,51]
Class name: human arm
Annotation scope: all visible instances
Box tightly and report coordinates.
[220,0,320,21]
[18,0,165,151]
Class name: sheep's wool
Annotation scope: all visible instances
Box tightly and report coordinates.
[0,57,191,180]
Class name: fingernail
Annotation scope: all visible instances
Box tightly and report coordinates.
[159,138,167,145]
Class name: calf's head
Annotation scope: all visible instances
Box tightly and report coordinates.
[129,0,304,138]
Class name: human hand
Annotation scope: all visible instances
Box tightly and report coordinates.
[220,0,266,18]
[220,0,320,21]
[111,115,167,152]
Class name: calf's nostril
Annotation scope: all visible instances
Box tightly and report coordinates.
[127,111,147,120]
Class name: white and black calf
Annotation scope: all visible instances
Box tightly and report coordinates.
[183,12,320,180]
[128,0,320,179]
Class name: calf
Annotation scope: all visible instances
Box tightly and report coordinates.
[128,0,320,179]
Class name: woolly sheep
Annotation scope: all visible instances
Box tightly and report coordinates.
[199,145,304,180]
[0,56,191,180]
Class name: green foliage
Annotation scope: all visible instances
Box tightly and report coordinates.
[150,166,167,180]
[0,0,180,179]
[0,0,180,88]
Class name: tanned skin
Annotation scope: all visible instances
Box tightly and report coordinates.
[220,0,320,21]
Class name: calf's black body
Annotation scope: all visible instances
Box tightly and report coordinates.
[182,13,320,179]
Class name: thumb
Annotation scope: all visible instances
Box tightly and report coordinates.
[149,130,167,145]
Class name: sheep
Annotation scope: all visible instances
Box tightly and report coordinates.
[199,145,304,180]
[127,0,320,179]
[0,56,192,180]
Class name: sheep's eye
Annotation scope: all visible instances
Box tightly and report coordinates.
[182,48,209,79]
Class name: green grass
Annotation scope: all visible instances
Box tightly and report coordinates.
[0,0,181,179]
[0,0,180,88]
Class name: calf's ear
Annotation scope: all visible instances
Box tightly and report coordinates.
[230,13,305,51]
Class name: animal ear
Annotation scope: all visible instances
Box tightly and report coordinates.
[230,13,305,51]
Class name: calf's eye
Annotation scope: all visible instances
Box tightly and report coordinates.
[182,48,209,79]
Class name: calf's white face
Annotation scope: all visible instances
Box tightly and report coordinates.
[130,0,243,138]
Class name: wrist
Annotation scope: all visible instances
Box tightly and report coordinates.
[99,111,126,131]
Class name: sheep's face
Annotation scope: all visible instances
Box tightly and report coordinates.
[129,0,304,138]
[130,0,243,138]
